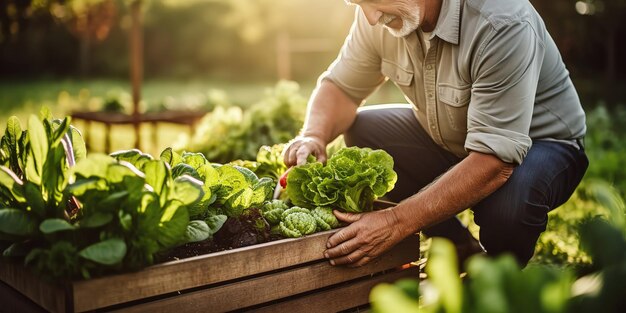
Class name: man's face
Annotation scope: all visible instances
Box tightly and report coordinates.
[345,0,423,37]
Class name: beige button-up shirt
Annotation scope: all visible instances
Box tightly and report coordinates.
[322,0,586,164]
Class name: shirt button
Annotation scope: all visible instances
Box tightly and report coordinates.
[428,93,434,98]
[426,65,433,70]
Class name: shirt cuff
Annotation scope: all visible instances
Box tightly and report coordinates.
[465,128,532,164]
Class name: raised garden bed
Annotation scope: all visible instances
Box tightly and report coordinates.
[0,202,421,312]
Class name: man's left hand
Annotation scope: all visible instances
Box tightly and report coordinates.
[324,208,405,267]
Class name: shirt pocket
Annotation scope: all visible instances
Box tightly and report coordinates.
[438,85,471,132]
[381,59,413,87]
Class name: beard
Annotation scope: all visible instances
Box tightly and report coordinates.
[378,4,421,37]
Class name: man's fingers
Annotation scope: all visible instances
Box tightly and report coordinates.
[326,226,358,252]
[329,248,369,266]
[333,210,362,223]
[295,145,313,165]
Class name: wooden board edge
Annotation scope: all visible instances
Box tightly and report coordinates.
[248,266,421,313]
[0,261,68,313]
[100,236,419,313]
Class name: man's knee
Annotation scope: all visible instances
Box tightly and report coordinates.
[473,189,550,266]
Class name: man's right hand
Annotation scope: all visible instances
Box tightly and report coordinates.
[283,135,327,166]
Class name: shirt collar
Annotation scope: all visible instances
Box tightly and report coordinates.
[429,0,462,45]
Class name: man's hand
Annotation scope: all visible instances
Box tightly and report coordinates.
[283,135,327,166]
[324,208,406,267]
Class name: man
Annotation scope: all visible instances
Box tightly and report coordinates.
[283,0,588,268]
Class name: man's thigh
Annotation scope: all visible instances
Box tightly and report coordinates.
[473,140,589,263]
[344,104,461,202]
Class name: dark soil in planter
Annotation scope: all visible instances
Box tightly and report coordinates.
[158,208,279,262]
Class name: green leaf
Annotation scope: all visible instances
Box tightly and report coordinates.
[181,152,209,170]
[24,182,45,217]
[0,208,38,236]
[110,149,154,171]
[158,200,189,248]
[80,212,114,228]
[171,175,204,205]
[159,147,183,167]
[426,238,463,313]
[370,283,421,313]
[205,214,227,235]
[107,162,144,184]
[224,188,253,217]
[171,163,199,179]
[143,160,170,196]
[184,220,211,243]
[69,125,87,162]
[40,218,75,234]
[72,154,116,179]
[2,116,22,173]
[79,238,127,265]
[50,117,71,148]
[0,166,25,203]
[27,115,49,185]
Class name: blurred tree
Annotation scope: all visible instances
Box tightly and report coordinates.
[51,0,118,76]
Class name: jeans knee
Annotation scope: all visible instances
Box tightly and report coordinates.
[474,199,549,266]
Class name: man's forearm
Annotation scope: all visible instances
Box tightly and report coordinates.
[393,151,515,235]
[301,80,359,145]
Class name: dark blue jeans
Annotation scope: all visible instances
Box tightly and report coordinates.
[344,104,589,265]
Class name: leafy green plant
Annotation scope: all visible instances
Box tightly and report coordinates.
[177,80,306,163]
[0,110,86,257]
[286,147,397,213]
[370,215,626,313]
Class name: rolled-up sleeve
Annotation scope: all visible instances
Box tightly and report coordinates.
[465,21,544,165]
[320,8,386,104]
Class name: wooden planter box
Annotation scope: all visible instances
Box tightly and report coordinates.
[0,202,421,312]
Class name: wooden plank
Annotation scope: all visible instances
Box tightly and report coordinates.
[72,201,400,311]
[0,262,68,313]
[250,266,421,313]
[72,229,336,311]
[109,235,420,313]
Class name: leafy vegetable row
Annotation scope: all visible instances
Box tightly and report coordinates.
[0,111,398,280]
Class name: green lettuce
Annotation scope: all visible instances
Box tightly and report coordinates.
[285,147,397,213]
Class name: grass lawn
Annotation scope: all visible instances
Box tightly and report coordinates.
[0,78,405,156]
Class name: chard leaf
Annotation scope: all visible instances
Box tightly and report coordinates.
[23,182,45,217]
[118,211,133,231]
[0,166,25,203]
[80,212,113,228]
[171,175,204,205]
[2,116,22,172]
[110,149,154,171]
[27,115,48,185]
[69,125,87,162]
[79,238,127,265]
[171,163,199,179]
[159,147,182,167]
[143,160,169,197]
[181,152,208,170]
[42,144,68,205]
[184,220,211,243]
[107,162,144,184]
[40,218,75,233]
[158,200,189,248]
[0,208,37,236]
[50,117,71,148]
[72,154,115,179]
[100,191,129,208]
[205,214,227,235]
[67,177,108,197]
